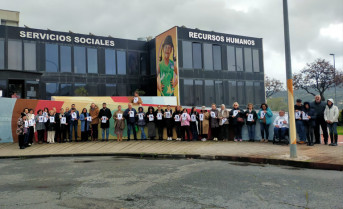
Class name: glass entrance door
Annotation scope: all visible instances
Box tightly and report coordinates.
[8,79,25,99]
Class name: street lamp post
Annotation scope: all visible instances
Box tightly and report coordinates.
[329,53,336,102]
[283,0,297,158]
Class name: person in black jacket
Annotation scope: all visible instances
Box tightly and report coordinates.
[303,102,316,146]
[310,95,328,144]
[123,103,137,141]
[146,106,156,140]
[172,106,182,141]
[190,107,199,141]
[245,103,258,142]
[155,105,164,140]
[229,102,245,142]
[164,105,173,140]
[98,103,112,141]
[294,99,306,144]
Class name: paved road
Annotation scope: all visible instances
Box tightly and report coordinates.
[0,157,342,209]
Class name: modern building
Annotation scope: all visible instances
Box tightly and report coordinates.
[0,24,265,107]
[0,9,19,26]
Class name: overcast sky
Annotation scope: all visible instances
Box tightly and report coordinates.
[2,0,342,83]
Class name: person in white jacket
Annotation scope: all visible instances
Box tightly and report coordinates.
[273,110,289,140]
[324,98,339,146]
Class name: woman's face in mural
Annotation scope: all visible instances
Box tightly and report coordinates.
[163,44,172,59]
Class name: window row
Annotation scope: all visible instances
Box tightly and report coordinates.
[181,41,260,72]
[181,79,265,107]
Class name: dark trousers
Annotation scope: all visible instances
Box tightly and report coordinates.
[66,124,70,140]
[274,127,288,139]
[314,117,328,144]
[233,124,243,139]
[181,125,191,140]
[28,126,34,144]
[18,134,24,148]
[190,122,198,140]
[60,125,67,142]
[127,122,137,140]
[156,123,164,140]
[327,122,338,144]
[304,123,314,144]
[166,122,173,137]
[81,131,88,141]
[69,123,78,141]
[211,127,220,139]
[247,124,256,140]
[91,124,98,139]
[260,123,270,140]
[37,130,44,142]
[220,124,229,140]
[55,125,61,142]
[175,122,181,138]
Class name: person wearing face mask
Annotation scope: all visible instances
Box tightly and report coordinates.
[311,95,329,144]
[324,99,339,146]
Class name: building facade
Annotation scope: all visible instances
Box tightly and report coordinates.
[0,25,265,107]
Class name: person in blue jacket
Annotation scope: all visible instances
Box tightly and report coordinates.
[257,103,273,142]
[302,102,316,146]
[80,108,90,142]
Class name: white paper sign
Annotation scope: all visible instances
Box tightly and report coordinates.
[138,113,144,120]
[165,112,171,118]
[182,113,187,121]
[302,112,309,120]
[191,115,196,122]
[39,116,44,123]
[149,114,154,121]
[61,117,66,124]
[72,112,77,119]
[199,114,204,121]
[211,111,216,118]
[101,116,107,123]
[133,97,138,103]
[129,111,134,118]
[295,111,301,119]
[29,119,34,126]
[117,113,123,120]
[24,121,28,128]
[44,117,48,123]
[278,120,284,126]
[260,112,266,119]
[221,118,227,124]
[43,112,48,117]
[233,110,238,117]
[49,116,55,123]
[174,115,180,122]
[247,114,254,122]
[157,113,162,120]
[87,116,92,122]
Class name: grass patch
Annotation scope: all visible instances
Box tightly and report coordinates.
[337,126,343,135]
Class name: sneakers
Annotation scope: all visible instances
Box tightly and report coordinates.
[167,137,172,141]
[234,139,238,142]
[260,139,265,142]
[213,138,218,141]
[239,139,243,142]
[201,138,207,142]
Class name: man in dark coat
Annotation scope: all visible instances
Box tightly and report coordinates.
[310,95,328,144]
[98,103,112,141]
[123,103,137,141]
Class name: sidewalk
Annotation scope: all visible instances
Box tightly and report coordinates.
[0,140,342,171]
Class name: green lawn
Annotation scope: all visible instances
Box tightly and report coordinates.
[338,126,343,135]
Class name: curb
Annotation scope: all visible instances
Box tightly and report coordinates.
[0,152,342,171]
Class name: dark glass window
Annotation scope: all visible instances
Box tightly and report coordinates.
[194,80,204,105]
[213,45,222,70]
[74,46,86,74]
[182,41,192,69]
[60,46,71,72]
[245,81,254,104]
[227,46,235,71]
[105,49,116,75]
[0,39,4,69]
[0,80,7,97]
[45,44,58,72]
[150,48,156,75]
[215,80,224,105]
[236,47,243,71]
[87,48,98,74]
[46,83,58,100]
[192,43,202,69]
[203,43,213,70]
[254,82,264,104]
[228,81,237,105]
[24,42,36,71]
[8,39,22,70]
[237,81,245,105]
[128,51,139,75]
[105,84,117,96]
[117,51,126,75]
[183,79,194,106]
[204,80,214,106]
[253,49,260,72]
[117,83,127,95]
[244,48,252,72]
[86,84,98,96]
[74,83,86,96]
[60,84,72,96]
[140,53,147,75]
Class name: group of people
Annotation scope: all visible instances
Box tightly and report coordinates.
[16,93,341,149]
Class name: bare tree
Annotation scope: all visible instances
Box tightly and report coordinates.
[293,59,342,101]
[265,76,284,98]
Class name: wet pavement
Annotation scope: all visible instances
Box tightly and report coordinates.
[0,156,342,209]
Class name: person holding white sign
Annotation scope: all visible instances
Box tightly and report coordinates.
[79,108,90,142]
[113,105,125,142]
[68,105,79,142]
[89,103,100,141]
[164,105,173,140]
[16,113,27,149]
[209,104,219,141]
[59,108,68,143]
[172,105,182,141]
[324,98,339,146]
[180,108,191,141]
[46,110,56,143]
[190,107,199,141]
[273,110,289,142]
[35,110,45,144]
[230,102,245,142]
[302,102,316,146]
[27,109,35,146]
[131,91,143,105]
[136,106,147,140]
[218,104,229,141]
[294,99,306,144]
[123,103,137,141]
[245,103,258,142]
[98,103,112,141]
[198,106,210,141]
[258,103,273,143]
[146,106,156,140]
[155,105,165,140]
